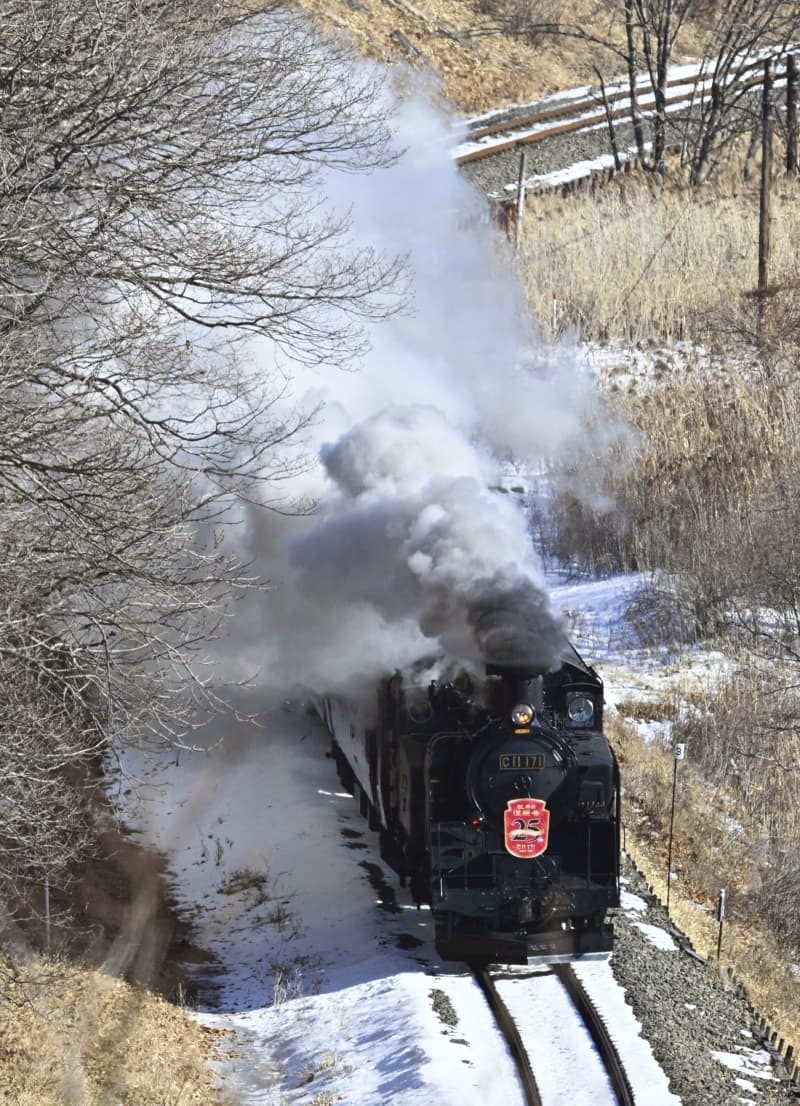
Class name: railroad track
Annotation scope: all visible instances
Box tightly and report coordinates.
[471,962,635,1106]
[553,964,635,1106]
[472,965,542,1106]
[454,53,782,168]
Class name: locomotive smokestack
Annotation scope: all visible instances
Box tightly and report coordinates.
[485,662,544,716]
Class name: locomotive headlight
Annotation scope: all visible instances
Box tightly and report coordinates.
[566,693,594,728]
[511,703,535,726]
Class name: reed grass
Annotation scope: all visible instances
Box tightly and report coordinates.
[612,705,800,1065]
[551,368,800,626]
[519,165,800,343]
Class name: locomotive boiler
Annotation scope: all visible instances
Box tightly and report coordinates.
[317,646,620,964]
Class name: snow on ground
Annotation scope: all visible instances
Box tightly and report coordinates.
[459,54,781,132]
[117,711,526,1105]
[631,923,679,952]
[548,571,731,726]
[574,958,681,1105]
[115,420,731,1104]
[712,1048,776,1083]
[455,49,790,169]
[113,572,702,1106]
[503,143,651,194]
[620,887,648,914]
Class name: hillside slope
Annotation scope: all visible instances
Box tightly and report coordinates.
[288,0,703,112]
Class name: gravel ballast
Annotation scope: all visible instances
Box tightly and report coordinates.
[458,96,760,198]
[612,857,795,1105]
[460,120,639,198]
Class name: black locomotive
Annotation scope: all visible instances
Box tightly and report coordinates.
[317,647,620,963]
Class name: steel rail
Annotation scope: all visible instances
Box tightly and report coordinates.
[465,54,770,142]
[456,60,769,165]
[466,70,707,143]
[471,964,543,1106]
[553,964,636,1106]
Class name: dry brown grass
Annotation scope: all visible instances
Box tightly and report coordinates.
[551,362,800,609]
[612,370,800,549]
[519,165,800,343]
[611,709,800,1066]
[269,0,710,114]
[0,792,228,1104]
[291,0,615,112]
[0,958,225,1106]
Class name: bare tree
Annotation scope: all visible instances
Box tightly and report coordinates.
[556,1,800,182]
[630,0,695,172]
[0,0,404,933]
[624,0,649,162]
[686,1,800,182]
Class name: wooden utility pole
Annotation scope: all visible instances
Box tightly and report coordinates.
[787,55,798,176]
[758,59,773,339]
[514,147,527,252]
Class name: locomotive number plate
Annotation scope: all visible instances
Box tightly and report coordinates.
[498,754,545,770]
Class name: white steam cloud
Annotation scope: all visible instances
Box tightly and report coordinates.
[223,86,603,700]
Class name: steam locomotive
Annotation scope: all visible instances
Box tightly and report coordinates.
[317,648,620,964]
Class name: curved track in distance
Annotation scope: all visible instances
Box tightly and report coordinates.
[455,54,774,167]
